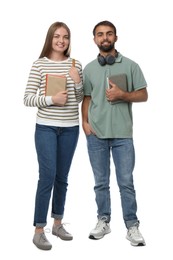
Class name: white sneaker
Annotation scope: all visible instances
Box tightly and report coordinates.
[126,226,146,246]
[89,218,111,239]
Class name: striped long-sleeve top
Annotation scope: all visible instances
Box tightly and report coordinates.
[24,57,84,127]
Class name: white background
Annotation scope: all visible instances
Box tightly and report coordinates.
[1,0,173,259]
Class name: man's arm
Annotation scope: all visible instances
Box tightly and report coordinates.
[81,96,95,135]
[121,87,148,102]
[106,81,148,103]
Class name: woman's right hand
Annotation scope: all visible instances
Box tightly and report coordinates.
[52,91,68,106]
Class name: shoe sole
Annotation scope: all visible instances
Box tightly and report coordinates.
[126,236,146,246]
[33,240,52,250]
[130,242,146,246]
[89,229,111,240]
[52,231,73,241]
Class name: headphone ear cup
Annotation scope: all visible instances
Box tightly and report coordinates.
[98,54,106,66]
[105,55,115,65]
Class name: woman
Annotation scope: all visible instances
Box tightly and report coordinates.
[24,21,83,250]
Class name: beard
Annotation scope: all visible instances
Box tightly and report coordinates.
[97,42,115,52]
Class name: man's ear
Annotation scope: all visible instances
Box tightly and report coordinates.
[115,36,118,42]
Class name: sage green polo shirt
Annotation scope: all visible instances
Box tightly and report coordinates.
[83,53,147,138]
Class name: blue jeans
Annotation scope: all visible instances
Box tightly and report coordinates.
[86,134,139,229]
[34,124,79,227]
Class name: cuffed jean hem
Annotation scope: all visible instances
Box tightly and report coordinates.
[34,223,47,228]
[125,220,139,229]
[51,213,63,220]
[98,215,111,223]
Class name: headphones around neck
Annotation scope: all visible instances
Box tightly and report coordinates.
[97,51,118,66]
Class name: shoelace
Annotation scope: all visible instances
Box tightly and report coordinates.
[44,222,70,233]
[40,233,48,242]
[129,227,142,237]
[96,218,108,228]
[58,225,71,234]
[44,228,51,233]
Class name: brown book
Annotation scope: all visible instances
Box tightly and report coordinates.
[45,74,67,96]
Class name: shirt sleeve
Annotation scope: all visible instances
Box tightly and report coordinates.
[83,73,92,96]
[132,63,147,91]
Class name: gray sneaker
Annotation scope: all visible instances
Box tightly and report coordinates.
[126,226,146,246]
[33,233,52,250]
[52,224,73,240]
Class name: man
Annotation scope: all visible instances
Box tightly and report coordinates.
[82,20,148,246]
